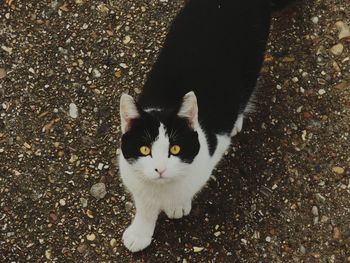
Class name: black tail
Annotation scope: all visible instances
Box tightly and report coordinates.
[270,0,297,11]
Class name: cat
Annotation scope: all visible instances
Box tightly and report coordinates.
[119,0,293,252]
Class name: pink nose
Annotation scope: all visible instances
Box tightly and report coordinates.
[155,168,166,176]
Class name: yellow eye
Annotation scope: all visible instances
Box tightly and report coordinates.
[140,146,151,156]
[170,145,181,155]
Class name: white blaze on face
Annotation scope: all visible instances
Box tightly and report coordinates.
[151,124,169,176]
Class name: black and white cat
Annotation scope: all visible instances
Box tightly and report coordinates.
[119,0,291,252]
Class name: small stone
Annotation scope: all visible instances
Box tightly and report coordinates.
[114,70,122,78]
[292,77,299,83]
[90,183,107,200]
[110,238,117,248]
[311,16,319,24]
[97,163,104,170]
[86,209,94,218]
[45,249,52,259]
[125,201,133,212]
[120,63,128,69]
[1,45,13,54]
[93,69,101,78]
[265,236,271,242]
[332,166,345,175]
[193,246,204,252]
[59,199,66,206]
[69,103,78,118]
[86,233,96,241]
[330,43,344,56]
[333,227,341,240]
[77,244,87,253]
[318,89,326,95]
[80,197,88,208]
[320,215,329,223]
[0,68,7,79]
[214,231,221,237]
[335,21,350,40]
[300,244,306,254]
[311,206,319,216]
[23,142,31,149]
[315,193,326,203]
[123,35,131,44]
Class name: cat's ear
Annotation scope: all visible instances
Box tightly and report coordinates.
[120,94,140,134]
[178,91,198,129]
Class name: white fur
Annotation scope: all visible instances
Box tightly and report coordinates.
[119,122,230,252]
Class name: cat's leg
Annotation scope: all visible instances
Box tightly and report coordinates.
[122,198,159,252]
[163,199,192,219]
[231,114,244,136]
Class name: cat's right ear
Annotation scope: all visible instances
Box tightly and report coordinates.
[120,94,140,134]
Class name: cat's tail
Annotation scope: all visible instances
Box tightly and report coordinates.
[270,0,297,11]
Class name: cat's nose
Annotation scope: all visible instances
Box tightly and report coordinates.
[155,168,166,177]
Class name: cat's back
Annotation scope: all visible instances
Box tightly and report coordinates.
[139,0,272,133]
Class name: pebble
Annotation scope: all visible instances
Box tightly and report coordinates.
[45,249,52,259]
[311,206,319,216]
[115,70,122,78]
[300,244,306,254]
[335,21,350,40]
[125,201,133,212]
[77,244,87,253]
[110,238,117,248]
[292,77,299,83]
[330,43,344,56]
[214,231,221,237]
[311,16,319,24]
[321,215,329,223]
[90,183,107,200]
[23,142,31,149]
[193,246,204,252]
[315,193,326,203]
[97,163,104,170]
[1,45,13,54]
[333,227,341,240]
[86,233,96,241]
[265,236,271,242]
[80,197,88,208]
[93,69,101,78]
[123,35,131,44]
[318,89,326,95]
[59,199,66,206]
[332,166,344,175]
[0,68,6,79]
[69,103,78,118]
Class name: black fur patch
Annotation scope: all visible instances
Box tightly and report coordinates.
[137,0,272,150]
[121,110,200,164]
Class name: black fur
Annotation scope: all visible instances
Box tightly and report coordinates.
[137,0,273,153]
[121,109,200,164]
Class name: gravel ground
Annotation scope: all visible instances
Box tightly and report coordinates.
[1,0,349,262]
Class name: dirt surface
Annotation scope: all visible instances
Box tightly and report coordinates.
[1,0,349,262]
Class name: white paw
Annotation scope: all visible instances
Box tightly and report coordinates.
[164,201,192,219]
[122,225,152,252]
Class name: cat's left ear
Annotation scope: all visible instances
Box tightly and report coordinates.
[178,91,198,129]
[120,94,140,134]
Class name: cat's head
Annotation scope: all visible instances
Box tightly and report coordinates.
[119,92,200,183]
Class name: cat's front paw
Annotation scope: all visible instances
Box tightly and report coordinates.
[122,225,152,252]
[164,201,192,219]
